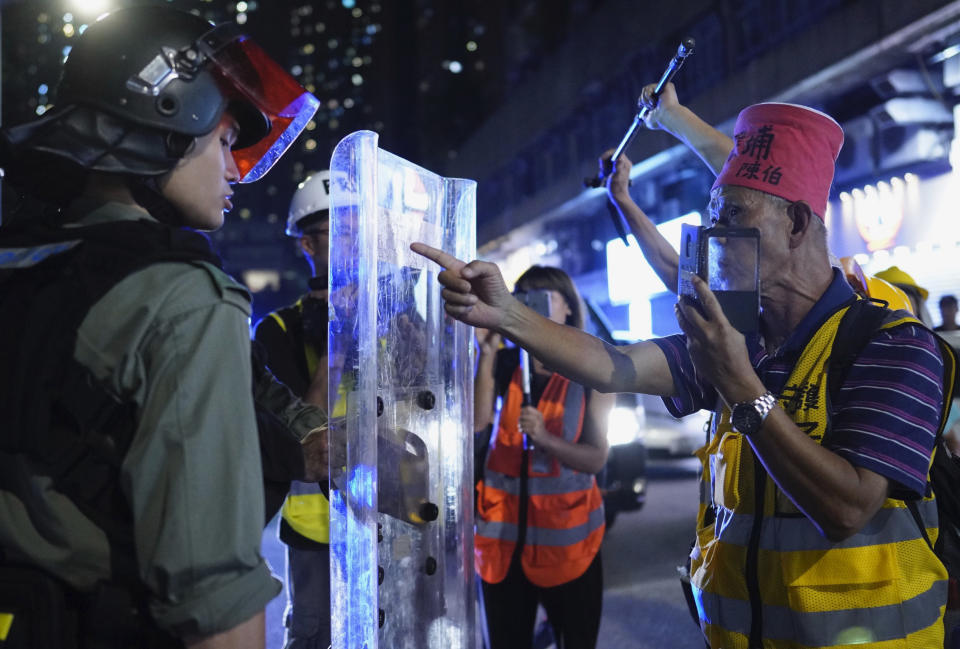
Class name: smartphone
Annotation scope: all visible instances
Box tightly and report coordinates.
[512,289,552,412]
[678,224,760,333]
[514,289,552,320]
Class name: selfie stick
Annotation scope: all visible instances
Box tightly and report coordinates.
[584,37,696,243]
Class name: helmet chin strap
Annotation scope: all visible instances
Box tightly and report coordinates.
[307,275,328,292]
[126,175,185,227]
[125,131,195,226]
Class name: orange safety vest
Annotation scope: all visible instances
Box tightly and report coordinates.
[475,366,605,588]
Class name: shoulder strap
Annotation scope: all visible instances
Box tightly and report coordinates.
[825,297,954,553]
[267,301,305,334]
[906,500,935,551]
[826,298,892,400]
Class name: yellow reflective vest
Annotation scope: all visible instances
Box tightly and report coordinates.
[270,303,336,545]
[691,304,956,649]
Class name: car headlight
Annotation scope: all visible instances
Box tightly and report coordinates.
[607,406,644,446]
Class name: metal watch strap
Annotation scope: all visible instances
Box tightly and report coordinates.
[732,391,777,436]
[751,391,777,420]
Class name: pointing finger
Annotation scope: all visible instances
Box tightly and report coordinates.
[411,242,465,272]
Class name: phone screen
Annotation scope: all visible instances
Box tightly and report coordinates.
[515,289,552,320]
[706,228,760,332]
[677,225,760,333]
[678,223,703,302]
[706,230,759,293]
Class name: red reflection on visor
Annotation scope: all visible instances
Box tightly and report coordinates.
[209,37,319,183]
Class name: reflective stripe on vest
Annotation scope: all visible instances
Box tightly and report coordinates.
[707,498,939,551]
[475,367,604,588]
[272,302,331,545]
[282,480,330,543]
[482,467,595,496]
[0,612,12,641]
[693,578,947,648]
[690,304,954,648]
[476,504,605,546]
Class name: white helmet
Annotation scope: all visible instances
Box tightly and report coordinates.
[286,169,330,236]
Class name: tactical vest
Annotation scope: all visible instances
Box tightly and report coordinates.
[0,218,222,648]
[475,367,604,588]
[691,302,956,649]
[269,302,333,546]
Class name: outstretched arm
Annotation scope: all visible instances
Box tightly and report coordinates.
[411,243,675,396]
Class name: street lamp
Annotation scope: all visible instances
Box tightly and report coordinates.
[68,0,111,18]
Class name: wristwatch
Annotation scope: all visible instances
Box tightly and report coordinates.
[731,391,777,437]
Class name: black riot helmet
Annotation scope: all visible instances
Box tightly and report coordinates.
[3,6,318,185]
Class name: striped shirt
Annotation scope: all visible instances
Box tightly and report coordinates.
[653,268,945,498]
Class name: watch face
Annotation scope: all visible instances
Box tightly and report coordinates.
[732,403,761,436]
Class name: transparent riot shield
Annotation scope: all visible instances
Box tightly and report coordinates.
[328,131,476,649]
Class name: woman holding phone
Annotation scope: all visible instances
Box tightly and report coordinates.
[473,265,613,649]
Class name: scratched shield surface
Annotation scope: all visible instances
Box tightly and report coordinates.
[328,130,477,649]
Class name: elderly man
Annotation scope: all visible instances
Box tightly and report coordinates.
[414,103,955,648]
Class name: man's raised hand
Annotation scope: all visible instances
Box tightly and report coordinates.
[410,242,515,331]
[639,81,680,130]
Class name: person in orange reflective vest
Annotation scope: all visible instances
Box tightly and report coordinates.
[474,265,614,649]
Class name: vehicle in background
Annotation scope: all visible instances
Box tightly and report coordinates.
[641,394,710,458]
[598,392,647,528]
[582,301,649,529]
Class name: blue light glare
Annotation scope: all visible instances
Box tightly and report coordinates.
[347,463,375,509]
[38,84,49,95]
[606,210,702,339]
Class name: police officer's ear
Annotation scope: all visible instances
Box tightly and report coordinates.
[298,234,317,258]
[785,200,815,249]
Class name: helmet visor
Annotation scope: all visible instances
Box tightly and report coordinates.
[202,26,319,183]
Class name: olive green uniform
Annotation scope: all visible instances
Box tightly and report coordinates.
[0,203,279,637]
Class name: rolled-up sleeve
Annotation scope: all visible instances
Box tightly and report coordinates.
[651,334,717,417]
[123,280,279,637]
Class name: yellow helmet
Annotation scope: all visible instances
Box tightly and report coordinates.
[873,266,929,301]
[864,276,915,314]
[839,257,915,313]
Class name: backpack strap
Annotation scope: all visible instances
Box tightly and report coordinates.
[826,297,893,401]
[825,296,956,554]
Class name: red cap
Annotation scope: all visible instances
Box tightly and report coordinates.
[712,103,844,219]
